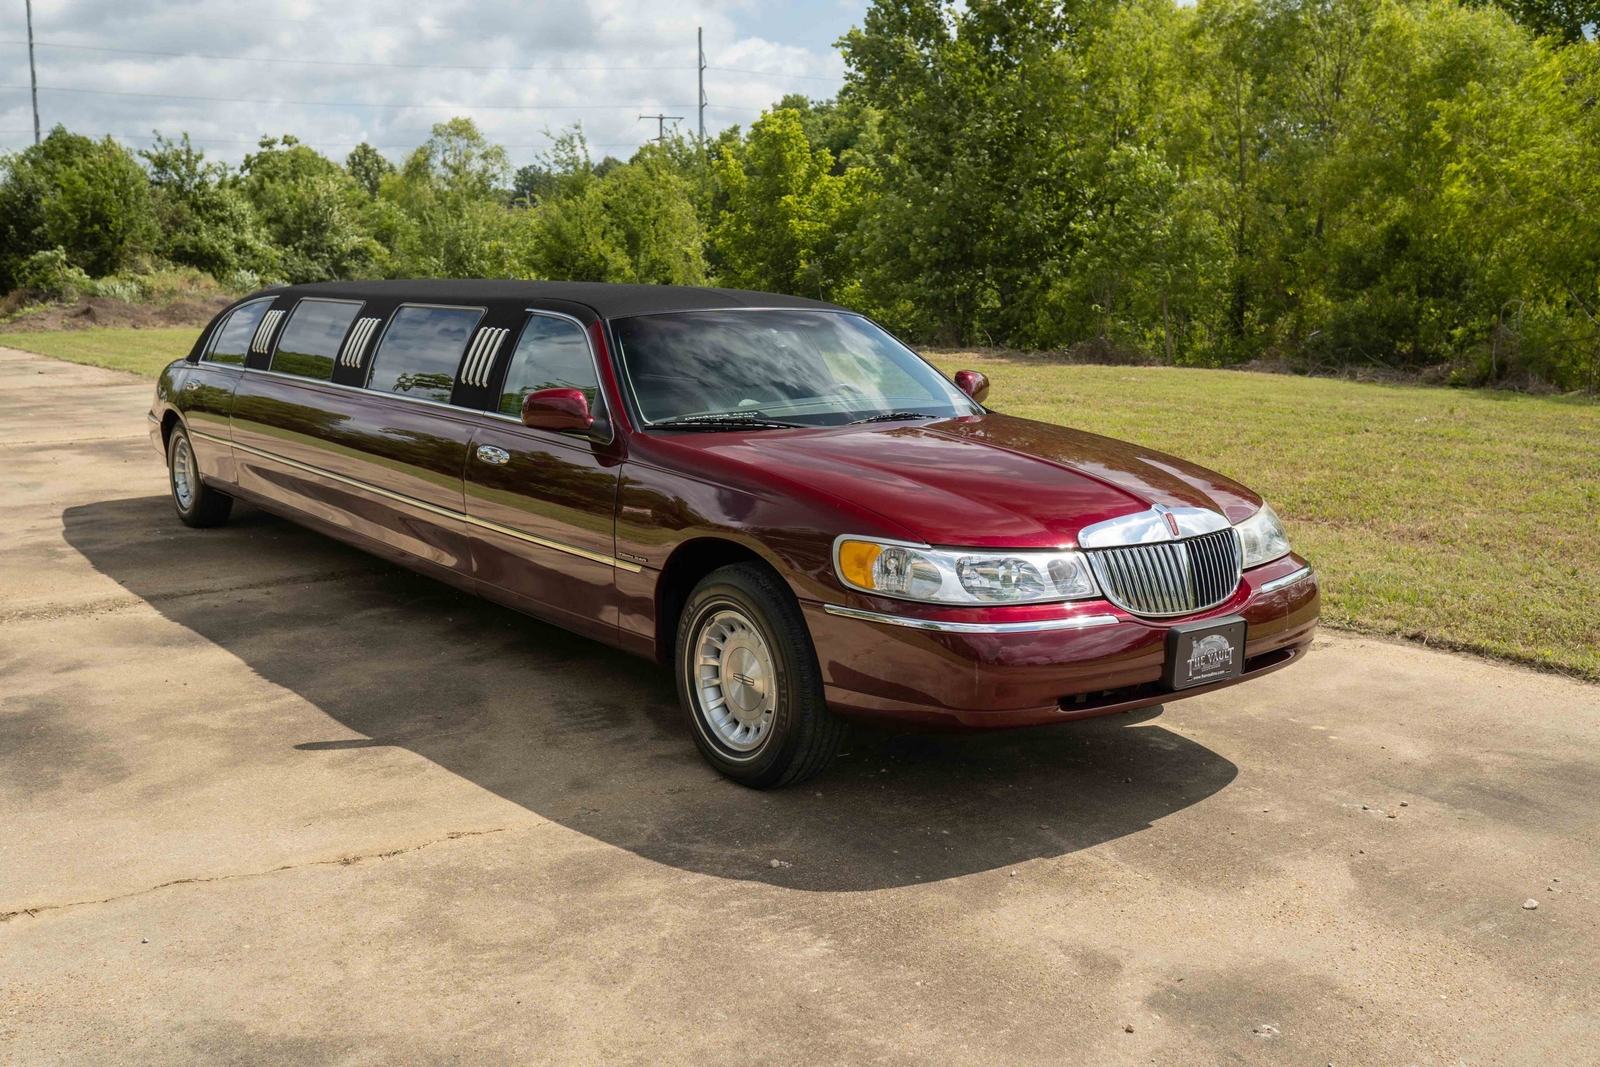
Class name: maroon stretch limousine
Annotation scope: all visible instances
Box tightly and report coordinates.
[149,280,1319,787]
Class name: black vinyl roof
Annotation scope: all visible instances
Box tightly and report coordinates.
[264,279,844,319]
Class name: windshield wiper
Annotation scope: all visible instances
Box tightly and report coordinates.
[850,411,942,425]
[651,412,804,431]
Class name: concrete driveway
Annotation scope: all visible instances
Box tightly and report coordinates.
[2,345,1597,1066]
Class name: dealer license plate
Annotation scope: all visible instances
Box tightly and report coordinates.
[1163,616,1247,691]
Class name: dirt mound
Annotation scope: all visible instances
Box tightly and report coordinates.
[0,294,233,333]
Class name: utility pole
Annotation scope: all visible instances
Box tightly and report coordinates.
[25,0,41,145]
[697,27,707,147]
[638,112,683,147]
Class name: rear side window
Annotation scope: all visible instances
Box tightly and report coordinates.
[499,315,599,415]
[366,305,482,404]
[206,298,274,366]
[271,299,362,382]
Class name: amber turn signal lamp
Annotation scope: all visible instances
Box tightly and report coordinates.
[836,540,884,590]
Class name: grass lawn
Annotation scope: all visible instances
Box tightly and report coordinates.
[0,327,202,379]
[5,327,1594,680]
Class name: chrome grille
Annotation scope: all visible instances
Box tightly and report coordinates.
[1087,528,1242,617]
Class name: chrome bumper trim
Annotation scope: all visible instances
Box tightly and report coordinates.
[1258,564,1314,594]
[822,604,1120,634]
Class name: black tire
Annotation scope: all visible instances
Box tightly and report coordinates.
[166,423,233,528]
[675,563,844,789]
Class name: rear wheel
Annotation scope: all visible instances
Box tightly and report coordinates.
[676,563,844,788]
[167,423,232,528]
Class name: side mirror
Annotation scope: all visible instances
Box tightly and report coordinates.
[953,370,990,405]
[521,387,595,432]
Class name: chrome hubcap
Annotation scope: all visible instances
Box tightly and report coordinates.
[171,435,196,511]
[694,608,777,753]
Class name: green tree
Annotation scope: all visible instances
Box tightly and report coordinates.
[529,133,707,286]
[1070,145,1225,363]
[375,119,522,278]
[1442,27,1600,388]
[1476,0,1598,41]
[236,135,377,283]
[512,162,559,206]
[401,117,510,201]
[141,132,272,280]
[345,142,395,198]
[0,126,155,287]
[712,108,868,300]
[1289,0,1535,368]
[1037,0,1214,352]
[840,0,1084,343]
[771,94,882,174]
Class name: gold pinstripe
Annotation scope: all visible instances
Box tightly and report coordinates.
[188,427,641,573]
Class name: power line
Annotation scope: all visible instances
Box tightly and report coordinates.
[713,66,838,84]
[0,130,644,150]
[0,84,712,111]
[0,39,843,83]
[6,39,692,74]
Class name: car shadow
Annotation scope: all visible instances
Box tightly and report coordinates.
[62,496,1239,892]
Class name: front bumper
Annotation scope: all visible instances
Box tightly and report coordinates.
[805,553,1319,728]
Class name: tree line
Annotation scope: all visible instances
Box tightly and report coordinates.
[3,0,1599,391]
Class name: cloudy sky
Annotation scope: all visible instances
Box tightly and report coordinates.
[2,0,867,169]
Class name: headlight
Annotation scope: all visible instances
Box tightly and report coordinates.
[834,538,1099,605]
[1234,505,1292,569]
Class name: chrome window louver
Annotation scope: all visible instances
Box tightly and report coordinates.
[1086,528,1242,617]
[339,316,382,369]
[249,308,286,355]
[460,327,509,389]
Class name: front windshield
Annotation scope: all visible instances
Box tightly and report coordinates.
[610,310,982,427]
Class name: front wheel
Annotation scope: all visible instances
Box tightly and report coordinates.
[167,423,233,528]
[676,563,844,788]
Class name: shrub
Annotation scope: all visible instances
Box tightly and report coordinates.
[82,276,145,302]
[235,136,378,283]
[0,127,157,289]
[15,247,92,300]
[142,134,274,280]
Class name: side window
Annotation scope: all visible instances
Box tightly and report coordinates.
[366,305,482,404]
[205,298,274,366]
[499,315,600,415]
[271,299,362,382]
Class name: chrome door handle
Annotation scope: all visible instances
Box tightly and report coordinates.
[476,445,510,466]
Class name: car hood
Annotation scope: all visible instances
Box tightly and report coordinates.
[678,412,1264,549]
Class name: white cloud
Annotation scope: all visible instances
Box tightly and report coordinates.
[1,0,861,168]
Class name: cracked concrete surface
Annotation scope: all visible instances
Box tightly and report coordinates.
[0,827,514,924]
[2,345,1598,1065]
